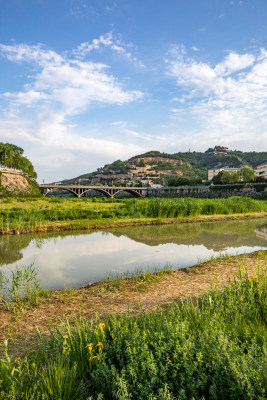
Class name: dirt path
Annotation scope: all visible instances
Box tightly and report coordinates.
[1,250,267,355]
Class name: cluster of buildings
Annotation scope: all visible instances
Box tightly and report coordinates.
[208,162,267,181]
[206,146,231,155]
[90,163,165,186]
[257,162,267,180]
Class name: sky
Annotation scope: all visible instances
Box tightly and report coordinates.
[0,0,267,182]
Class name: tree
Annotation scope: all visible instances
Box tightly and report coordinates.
[205,148,214,154]
[0,142,37,178]
[168,177,202,186]
[238,167,256,183]
[212,171,238,185]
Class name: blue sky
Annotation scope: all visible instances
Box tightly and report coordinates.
[1,0,267,182]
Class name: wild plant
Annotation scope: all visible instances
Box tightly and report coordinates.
[0,263,41,307]
[0,264,267,399]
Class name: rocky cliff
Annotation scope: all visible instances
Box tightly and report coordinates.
[0,171,40,196]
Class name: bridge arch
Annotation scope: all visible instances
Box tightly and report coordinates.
[44,188,78,197]
[80,188,112,198]
[113,189,142,198]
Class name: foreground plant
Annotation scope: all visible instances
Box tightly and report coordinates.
[0,264,44,308]
[0,268,266,399]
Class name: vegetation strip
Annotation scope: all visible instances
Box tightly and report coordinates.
[0,251,267,399]
[0,196,267,234]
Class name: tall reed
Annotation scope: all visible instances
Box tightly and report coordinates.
[123,197,267,218]
[0,263,41,306]
[0,197,266,233]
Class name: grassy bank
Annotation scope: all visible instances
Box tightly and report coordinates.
[0,253,267,399]
[0,196,267,234]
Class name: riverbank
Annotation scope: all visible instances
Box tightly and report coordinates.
[0,196,267,234]
[0,250,266,399]
[1,250,266,353]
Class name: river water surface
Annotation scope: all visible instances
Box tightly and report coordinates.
[1,219,267,290]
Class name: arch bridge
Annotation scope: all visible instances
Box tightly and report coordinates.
[39,184,148,198]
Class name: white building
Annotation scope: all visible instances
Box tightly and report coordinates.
[256,162,267,180]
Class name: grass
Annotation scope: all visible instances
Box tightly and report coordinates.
[103,265,173,291]
[123,196,267,217]
[0,265,266,399]
[0,196,266,398]
[0,264,174,311]
[0,264,46,309]
[0,196,267,234]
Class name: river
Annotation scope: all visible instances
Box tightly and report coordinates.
[0,219,267,290]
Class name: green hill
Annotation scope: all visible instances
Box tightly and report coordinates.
[63,147,267,186]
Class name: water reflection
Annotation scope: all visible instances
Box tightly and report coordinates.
[110,220,267,250]
[0,219,266,290]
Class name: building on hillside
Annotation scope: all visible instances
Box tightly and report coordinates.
[256,162,267,180]
[91,173,133,184]
[139,179,158,187]
[208,167,241,181]
[214,146,230,154]
[206,146,231,155]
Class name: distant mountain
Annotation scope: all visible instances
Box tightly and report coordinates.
[61,147,267,186]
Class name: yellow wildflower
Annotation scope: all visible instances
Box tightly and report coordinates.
[62,334,70,355]
[250,275,258,283]
[97,342,104,353]
[62,346,70,355]
[99,323,105,335]
[85,343,94,352]
[89,355,100,362]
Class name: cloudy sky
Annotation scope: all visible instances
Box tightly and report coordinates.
[1,0,267,182]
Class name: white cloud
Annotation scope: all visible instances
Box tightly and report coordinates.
[73,32,142,65]
[0,40,144,180]
[167,47,267,150]
[0,43,63,66]
[1,43,143,107]
[0,115,144,181]
[0,43,143,115]
[169,60,217,95]
[123,128,164,142]
[214,52,255,76]
[111,121,127,126]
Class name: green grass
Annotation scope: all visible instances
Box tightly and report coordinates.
[123,197,267,218]
[103,265,173,292]
[0,196,267,234]
[0,264,46,308]
[0,268,267,399]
